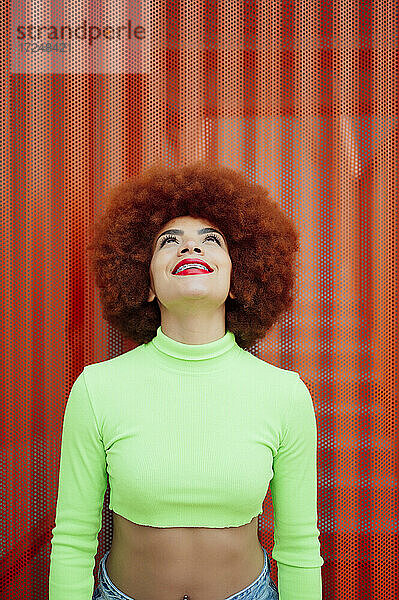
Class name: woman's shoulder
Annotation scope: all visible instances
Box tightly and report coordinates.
[238,348,299,382]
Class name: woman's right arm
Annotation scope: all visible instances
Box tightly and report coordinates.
[48,369,108,600]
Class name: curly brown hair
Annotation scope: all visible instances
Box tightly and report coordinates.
[85,160,300,349]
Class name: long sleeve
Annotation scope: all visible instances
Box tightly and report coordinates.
[48,369,108,600]
[269,374,324,600]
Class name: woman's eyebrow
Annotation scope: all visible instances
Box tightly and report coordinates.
[156,227,225,244]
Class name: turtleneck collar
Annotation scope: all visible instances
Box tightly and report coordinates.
[152,325,236,360]
[146,325,241,374]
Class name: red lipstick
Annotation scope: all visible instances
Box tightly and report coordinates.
[172,258,214,275]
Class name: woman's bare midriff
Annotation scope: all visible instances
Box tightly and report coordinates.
[105,511,265,600]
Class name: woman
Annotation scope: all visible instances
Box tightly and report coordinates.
[48,161,324,600]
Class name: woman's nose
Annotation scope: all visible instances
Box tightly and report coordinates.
[179,240,202,254]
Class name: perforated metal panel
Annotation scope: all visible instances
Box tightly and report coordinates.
[2,1,398,599]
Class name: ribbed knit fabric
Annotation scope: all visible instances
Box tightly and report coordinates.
[49,325,324,600]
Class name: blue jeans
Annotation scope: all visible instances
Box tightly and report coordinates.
[92,546,279,600]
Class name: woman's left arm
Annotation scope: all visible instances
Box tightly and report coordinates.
[269,374,324,600]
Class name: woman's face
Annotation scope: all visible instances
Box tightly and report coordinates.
[147,215,235,312]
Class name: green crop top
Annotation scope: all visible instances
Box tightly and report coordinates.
[49,326,324,600]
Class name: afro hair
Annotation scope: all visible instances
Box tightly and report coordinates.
[85,160,300,350]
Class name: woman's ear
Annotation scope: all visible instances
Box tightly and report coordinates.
[147,287,156,302]
[229,290,236,300]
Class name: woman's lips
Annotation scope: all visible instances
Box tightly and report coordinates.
[174,268,213,276]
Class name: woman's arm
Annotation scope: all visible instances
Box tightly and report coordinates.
[48,369,108,600]
[269,374,324,600]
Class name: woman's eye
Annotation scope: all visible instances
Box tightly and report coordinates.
[205,234,222,245]
[160,235,178,247]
